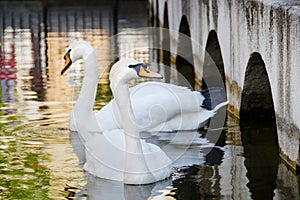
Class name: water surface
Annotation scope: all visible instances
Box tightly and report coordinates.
[0,1,299,199]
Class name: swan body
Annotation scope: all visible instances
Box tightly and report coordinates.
[61,39,227,184]
[95,88,226,133]
[84,129,172,184]
[95,81,227,133]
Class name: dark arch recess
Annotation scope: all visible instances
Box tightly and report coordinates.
[162,2,170,82]
[240,52,275,123]
[155,0,160,65]
[202,30,225,90]
[176,15,195,89]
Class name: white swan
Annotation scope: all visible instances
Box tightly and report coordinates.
[83,59,172,184]
[61,40,227,142]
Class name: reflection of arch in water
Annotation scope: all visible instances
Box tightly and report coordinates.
[162,2,170,83]
[31,28,46,101]
[202,30,225,91]
[240,52,278,200]
[176,15,195,89]
[148,2,155,27]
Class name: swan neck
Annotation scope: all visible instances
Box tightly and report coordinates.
[114,82,146,159]
[112,83,137,132]
[74,51,98,114]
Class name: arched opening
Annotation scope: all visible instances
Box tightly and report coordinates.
[240,52,279,199]
[176,15,195,89]
[240,52,275,122]
[162,2,170,83]
[202,30,225,90]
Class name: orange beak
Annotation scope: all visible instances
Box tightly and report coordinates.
[138,66,163,79]
[61,49,72,75]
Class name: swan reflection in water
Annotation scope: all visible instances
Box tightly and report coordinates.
[85,174,172,200]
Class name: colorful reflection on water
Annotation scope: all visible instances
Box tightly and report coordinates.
[0,2,114,199]
[0,1,299,200]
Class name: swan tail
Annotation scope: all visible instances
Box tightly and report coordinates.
[200,87,226,110]
[212,101,229,113]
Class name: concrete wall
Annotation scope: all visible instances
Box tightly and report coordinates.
[149,0,300,170]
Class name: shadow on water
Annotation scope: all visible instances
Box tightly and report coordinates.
[241,122,279,200]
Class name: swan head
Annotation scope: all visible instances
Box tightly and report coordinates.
[61,39,94,75]
[109,59,163,85]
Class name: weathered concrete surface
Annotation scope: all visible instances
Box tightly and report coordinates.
[149,0,300,170]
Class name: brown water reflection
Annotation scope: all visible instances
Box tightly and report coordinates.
[0,1,299,200]
[0,2,115,199]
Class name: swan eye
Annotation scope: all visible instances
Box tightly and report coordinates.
[128,63,145,69]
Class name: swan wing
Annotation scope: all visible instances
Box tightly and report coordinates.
[94,82,202,132]
[94,82,226,133]
[129,81,193,97]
